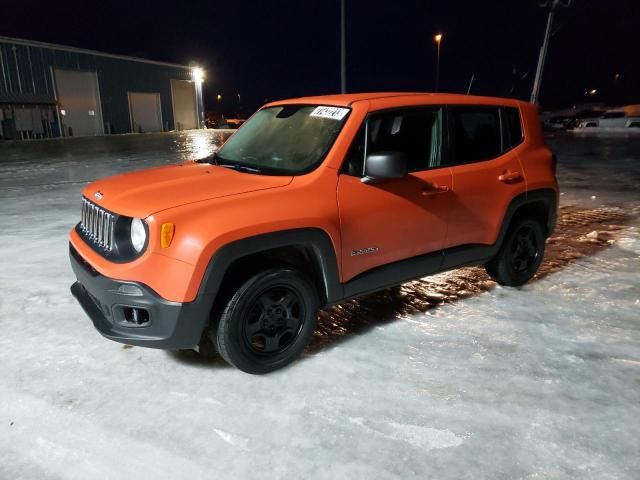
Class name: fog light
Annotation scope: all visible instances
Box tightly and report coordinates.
[117,284,143,296]
[122,307,150,326]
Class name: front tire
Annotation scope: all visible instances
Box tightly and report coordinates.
[485,218,546,286]
[213,268,319,374]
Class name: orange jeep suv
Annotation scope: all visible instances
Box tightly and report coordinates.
[69,93,558,373]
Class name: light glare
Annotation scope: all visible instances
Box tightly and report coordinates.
[192,67,205,83]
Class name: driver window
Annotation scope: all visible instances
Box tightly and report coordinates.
[342,108,442,176]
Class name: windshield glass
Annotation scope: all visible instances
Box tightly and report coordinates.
[217,105,350,174]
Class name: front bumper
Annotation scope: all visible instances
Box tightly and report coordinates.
[69,245,212,349]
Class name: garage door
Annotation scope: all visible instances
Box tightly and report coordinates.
[54,69,103,137]
[128,92,163,133]
[171,79,197,130]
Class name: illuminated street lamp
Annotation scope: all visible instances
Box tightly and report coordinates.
[192,67,205,84]
[434,33,443,92]
[216,94,222,102]
[191,67,205,129]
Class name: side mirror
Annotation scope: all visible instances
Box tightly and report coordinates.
[362,152,408,184]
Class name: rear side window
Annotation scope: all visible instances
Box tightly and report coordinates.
[503,107,524,150]
[449,107,501,164]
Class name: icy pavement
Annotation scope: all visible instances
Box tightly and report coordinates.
[1,131,639,479]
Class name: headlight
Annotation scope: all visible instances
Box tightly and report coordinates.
[130,218,147,252]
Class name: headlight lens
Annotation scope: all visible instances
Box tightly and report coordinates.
[130,218,147,252]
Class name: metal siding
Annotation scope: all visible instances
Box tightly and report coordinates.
[0,38,200,138]
[0,45,9,93]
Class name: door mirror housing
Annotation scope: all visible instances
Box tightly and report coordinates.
[362,152,408,184]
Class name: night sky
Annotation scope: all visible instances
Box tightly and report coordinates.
[2,0,637,114]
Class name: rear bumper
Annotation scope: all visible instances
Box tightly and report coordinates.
[69,244,211,349]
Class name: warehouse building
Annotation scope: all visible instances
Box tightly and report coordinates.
[0,35,204,140]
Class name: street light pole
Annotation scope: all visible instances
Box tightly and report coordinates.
[530,0,571,105]
[340,0,347,93]
[434,33,443,92]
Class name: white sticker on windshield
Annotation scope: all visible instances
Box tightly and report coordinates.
[310,106,349,120]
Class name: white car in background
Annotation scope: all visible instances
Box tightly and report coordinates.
[578,111,640,128]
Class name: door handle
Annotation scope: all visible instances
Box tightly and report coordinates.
[421,183,450,195]
[498,171,523,183]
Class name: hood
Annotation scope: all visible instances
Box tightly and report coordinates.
[83,162,293,218]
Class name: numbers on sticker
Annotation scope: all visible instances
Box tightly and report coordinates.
[310,106,349,120]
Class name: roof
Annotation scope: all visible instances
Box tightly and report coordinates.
[266,92,530,108]
[0,35,192,70]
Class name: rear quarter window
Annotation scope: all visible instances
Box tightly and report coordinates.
[503,107,524,150]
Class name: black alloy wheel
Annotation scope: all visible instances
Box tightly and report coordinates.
[243,286,304,354]
[485,218,546,286]
[509,225,540,274]
[214,268,319,374]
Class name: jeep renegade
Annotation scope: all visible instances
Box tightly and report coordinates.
[69,93,558,374]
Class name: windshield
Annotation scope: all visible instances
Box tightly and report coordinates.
[216,105,350,174]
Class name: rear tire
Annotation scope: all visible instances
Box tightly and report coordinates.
[213,268,319,374]
[485,218,546,286]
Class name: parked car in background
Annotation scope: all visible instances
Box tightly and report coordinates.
[205,111,249,129]
[543,115,577,131]
[577,110,640,128]
[225,118,246,129]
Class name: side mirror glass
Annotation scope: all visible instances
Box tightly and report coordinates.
[362,152,408,183]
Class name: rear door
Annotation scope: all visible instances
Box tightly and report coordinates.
[444,105,527,248]
[337,107,453,281]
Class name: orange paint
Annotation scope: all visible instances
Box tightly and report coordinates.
[70,93,557,303]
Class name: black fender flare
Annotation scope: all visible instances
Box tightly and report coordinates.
[196,228,343,307]
[497,188,558,246]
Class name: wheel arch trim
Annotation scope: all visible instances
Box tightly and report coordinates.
[197,228,343,307]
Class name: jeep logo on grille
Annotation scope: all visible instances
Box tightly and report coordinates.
[94,191,103,200]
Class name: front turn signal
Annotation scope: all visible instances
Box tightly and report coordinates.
[160,223,175,248]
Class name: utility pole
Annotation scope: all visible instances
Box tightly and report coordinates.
[466,73,475,95]
[340,0,347,93]
[530,0,571,105]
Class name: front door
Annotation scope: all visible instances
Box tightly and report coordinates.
[337,107,453,281]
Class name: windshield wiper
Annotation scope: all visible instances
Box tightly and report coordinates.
[218,163,263,174]
[197,151,263,173]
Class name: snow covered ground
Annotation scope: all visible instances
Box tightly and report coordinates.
[0,131,638,479]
